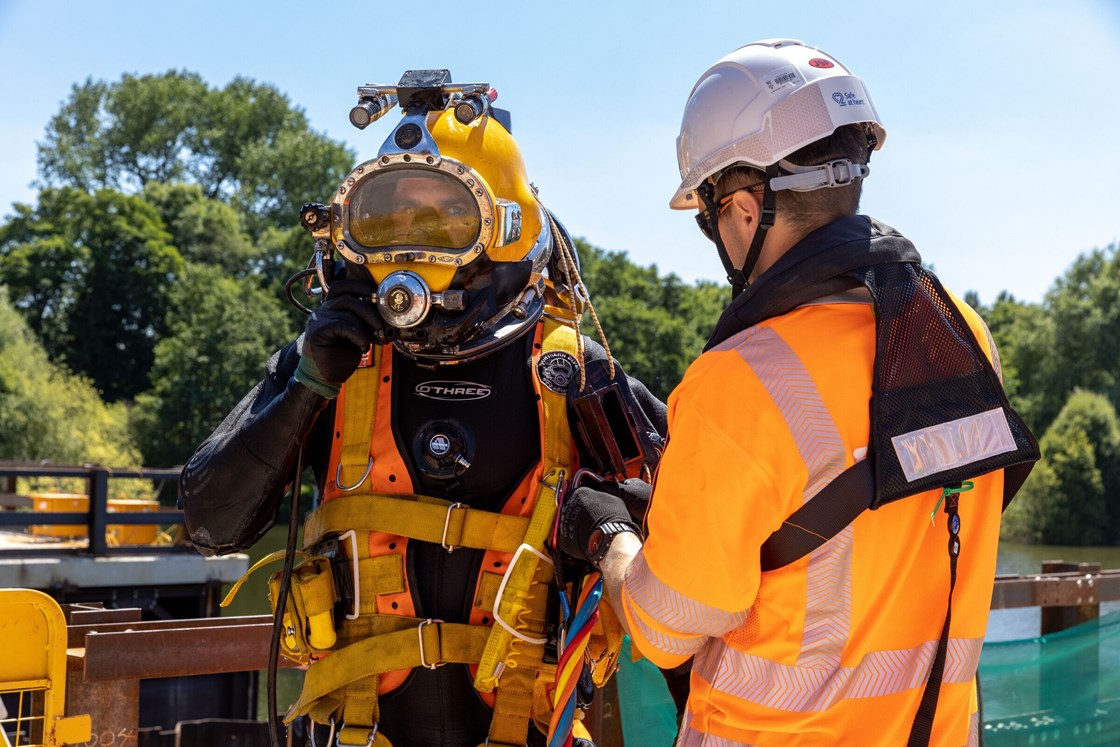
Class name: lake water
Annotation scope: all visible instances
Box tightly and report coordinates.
[989,541,1120,642]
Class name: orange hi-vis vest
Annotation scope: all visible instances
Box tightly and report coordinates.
[623,293,1002,747]
[284,315,580,747]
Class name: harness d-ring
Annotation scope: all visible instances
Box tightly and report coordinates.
[335,457,373,492]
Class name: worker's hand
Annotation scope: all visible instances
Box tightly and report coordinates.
[556,485,640,565]
[294,278,395,398]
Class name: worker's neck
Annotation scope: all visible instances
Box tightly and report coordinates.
[748,216,831,283]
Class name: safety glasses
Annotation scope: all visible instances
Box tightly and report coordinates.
[694,183,766,243]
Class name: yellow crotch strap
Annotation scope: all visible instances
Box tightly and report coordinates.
[476,317,578,747]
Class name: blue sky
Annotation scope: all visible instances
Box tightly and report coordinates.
[1,0,1117,305]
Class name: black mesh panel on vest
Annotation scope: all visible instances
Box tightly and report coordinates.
[867,263,1039,508]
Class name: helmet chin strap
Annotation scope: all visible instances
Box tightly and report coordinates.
[700,164,780,299]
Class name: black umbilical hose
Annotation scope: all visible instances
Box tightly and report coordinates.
[269,448,303,747]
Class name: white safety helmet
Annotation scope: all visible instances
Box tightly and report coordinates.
[670,39,886,209]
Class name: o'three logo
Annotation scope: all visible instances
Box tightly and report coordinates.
[415,380,492,401]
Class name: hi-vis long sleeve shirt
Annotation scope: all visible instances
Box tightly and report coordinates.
[622,295,1003,747]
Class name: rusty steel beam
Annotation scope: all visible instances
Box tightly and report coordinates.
[79,619,299,682]
[990,568,1120,609]
[67,614,270,648]
[67,651,140,747]
[63,605,143,626]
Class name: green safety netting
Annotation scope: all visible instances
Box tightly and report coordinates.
[614,611,1120,746]
[979,608,1120,747]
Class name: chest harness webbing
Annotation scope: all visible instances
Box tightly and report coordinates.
[708,215,1040,747]
[281,315,582,747]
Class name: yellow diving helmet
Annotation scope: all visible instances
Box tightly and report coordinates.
[299,69,572,363]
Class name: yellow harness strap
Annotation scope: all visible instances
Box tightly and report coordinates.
[304,494,530,553]
[338,346,382,491]
[293,318,580,746]
[476,317,578,747]
[289,620,491,720]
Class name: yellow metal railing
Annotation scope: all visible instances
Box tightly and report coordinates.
[0,590,90,746]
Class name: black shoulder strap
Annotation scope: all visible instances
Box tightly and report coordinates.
[760,458,1031,573]
[760,459,873,572]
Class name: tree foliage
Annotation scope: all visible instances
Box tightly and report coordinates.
[0,287,145,482]
[0,188,184,401]
[36,71,355,235]
[576,239,725,400]
[1002,390,1120,545]
[131,264,297,467]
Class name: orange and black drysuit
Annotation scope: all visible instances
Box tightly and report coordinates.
[621,215,1036,747]
[179,318,666,747]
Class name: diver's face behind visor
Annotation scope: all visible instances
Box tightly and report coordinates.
[317,74,550,363]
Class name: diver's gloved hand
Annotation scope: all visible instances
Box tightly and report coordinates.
[557,485,640,566]
[294,278,395,398]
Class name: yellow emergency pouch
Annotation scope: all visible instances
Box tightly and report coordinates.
[268,555,339,664]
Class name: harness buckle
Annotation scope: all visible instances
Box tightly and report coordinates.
[417,618,444,669]
[334,722,378,747]
[441,502,466,553]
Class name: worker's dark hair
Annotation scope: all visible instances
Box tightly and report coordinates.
[714,124,872,235]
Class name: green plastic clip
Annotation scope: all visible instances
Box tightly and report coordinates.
[930,481,975,526]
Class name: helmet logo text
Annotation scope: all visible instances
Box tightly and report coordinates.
[388,288,412,313]
[831,91,865,107]
[809,58,835,68]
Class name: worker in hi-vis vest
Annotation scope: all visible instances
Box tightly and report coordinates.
[555,41,1039,747]
[179,70,672,747]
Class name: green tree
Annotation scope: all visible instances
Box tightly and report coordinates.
[132,264,297,467]
[0,188,184,401]
[0,287,146,491]
[141,182,259,275]
[36,72,355,235]
[1002,389,1120,545]
[982,292,1055,432]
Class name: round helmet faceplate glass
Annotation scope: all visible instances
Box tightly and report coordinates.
[348,168,482,253]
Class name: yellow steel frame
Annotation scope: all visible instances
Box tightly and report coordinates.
[0,590,90,746]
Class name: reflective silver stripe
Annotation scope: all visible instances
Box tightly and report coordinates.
[891,407,1016,483]
[675,711,760,747]
[966,707,979,747]
[625,551,749,638]
[733,327,850,669]
[624,591,705,658]
[694,636,984,713]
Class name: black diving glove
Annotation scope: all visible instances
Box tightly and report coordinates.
[557,485,640,566]
[295,278,394,398]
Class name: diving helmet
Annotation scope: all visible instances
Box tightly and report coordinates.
[299,69,563,363]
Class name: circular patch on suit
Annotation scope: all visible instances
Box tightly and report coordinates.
[537,351,580,394]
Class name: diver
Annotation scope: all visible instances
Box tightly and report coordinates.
[178,69,669,747]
